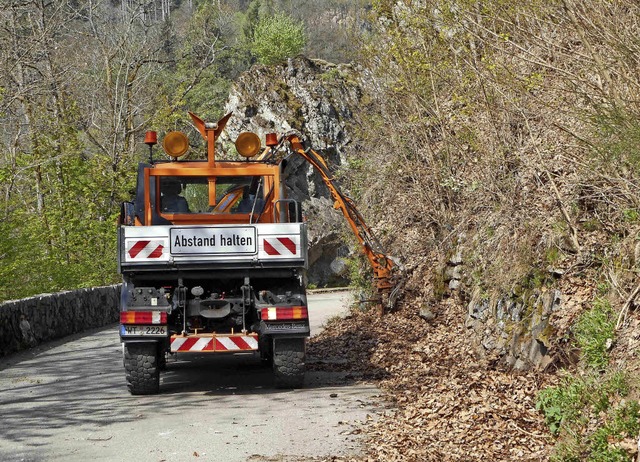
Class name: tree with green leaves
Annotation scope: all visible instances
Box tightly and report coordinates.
[251,13,305,65]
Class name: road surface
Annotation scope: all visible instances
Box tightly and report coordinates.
[0,290,380,462]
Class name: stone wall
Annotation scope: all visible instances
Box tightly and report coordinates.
[0,285,121,358]
[441,251,558,370]
[465,288,559,370]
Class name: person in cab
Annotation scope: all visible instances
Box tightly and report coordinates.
[160,178,190,213]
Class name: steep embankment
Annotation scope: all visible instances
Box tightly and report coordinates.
[346,3,640,459]
[226,14,640,452]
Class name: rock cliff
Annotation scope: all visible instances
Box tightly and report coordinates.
[223,56,363,286]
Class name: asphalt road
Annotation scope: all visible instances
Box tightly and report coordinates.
[0,290,380,462]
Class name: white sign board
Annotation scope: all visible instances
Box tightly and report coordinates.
[170,227,256,255]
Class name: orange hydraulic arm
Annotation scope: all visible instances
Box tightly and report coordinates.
[284,134,399,310]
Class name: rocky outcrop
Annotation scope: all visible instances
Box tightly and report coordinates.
[0,286,120,358]
[224,56,363,286]
[440,250,557,370]
[465,288,559,370]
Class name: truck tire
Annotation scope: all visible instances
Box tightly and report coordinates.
[123,342,160,395]
[272,337,305,388]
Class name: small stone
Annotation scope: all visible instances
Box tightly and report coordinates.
[450,251,463,265]
[548,267,564,277]
[514,359,527,370]
[482,336,496,351]
[419,307,436,322]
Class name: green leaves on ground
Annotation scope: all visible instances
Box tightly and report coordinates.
[573,299,616,370]
[537,372,639,461]
[536,300,638,461]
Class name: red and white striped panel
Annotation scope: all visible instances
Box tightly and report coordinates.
[125,239,168,261]
[261,236,299,257]
[170,335,259,353]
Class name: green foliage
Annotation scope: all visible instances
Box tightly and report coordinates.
[515,266,554,295]
[545,247,562,265]
[622,209,639,223]
[536,295,633,461]
[345,251,373,295]
[320,68,343,82]
[251,14,306,65]
[549,443,582,462]
[242,0,262,44]
[573,299,615,369]
[537,295,638,462]
[536,374,589,436]
[537,371,637,461]
[588,401,640,462]
[0,156,124,301]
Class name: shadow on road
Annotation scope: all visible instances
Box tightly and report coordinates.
[161,341,386,396]
[0,324,383,450]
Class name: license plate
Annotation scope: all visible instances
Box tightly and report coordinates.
[120,325,167,336]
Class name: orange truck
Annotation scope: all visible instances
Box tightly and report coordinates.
[117,112,396,394]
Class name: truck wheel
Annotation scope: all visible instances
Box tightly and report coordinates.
[123,342,160,395]
[272,337,305,388]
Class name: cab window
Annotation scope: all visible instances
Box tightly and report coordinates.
[158,176,265,215]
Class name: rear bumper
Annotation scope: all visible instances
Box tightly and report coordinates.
[169,333,259,353]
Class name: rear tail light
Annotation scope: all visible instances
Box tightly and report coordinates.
[120,311,167,324]
[261,306,308,321]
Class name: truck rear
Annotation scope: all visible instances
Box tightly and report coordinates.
[117,113,310,394]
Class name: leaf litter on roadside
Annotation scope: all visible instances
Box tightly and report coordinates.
[308,293,553,461]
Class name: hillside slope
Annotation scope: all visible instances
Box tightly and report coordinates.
[223,2,640,458]
[335,1,640,459]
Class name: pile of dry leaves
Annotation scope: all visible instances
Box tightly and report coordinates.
[309,294,554,461]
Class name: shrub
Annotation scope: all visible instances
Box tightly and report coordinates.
[251,14,305,65]
[536,374,589,436]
